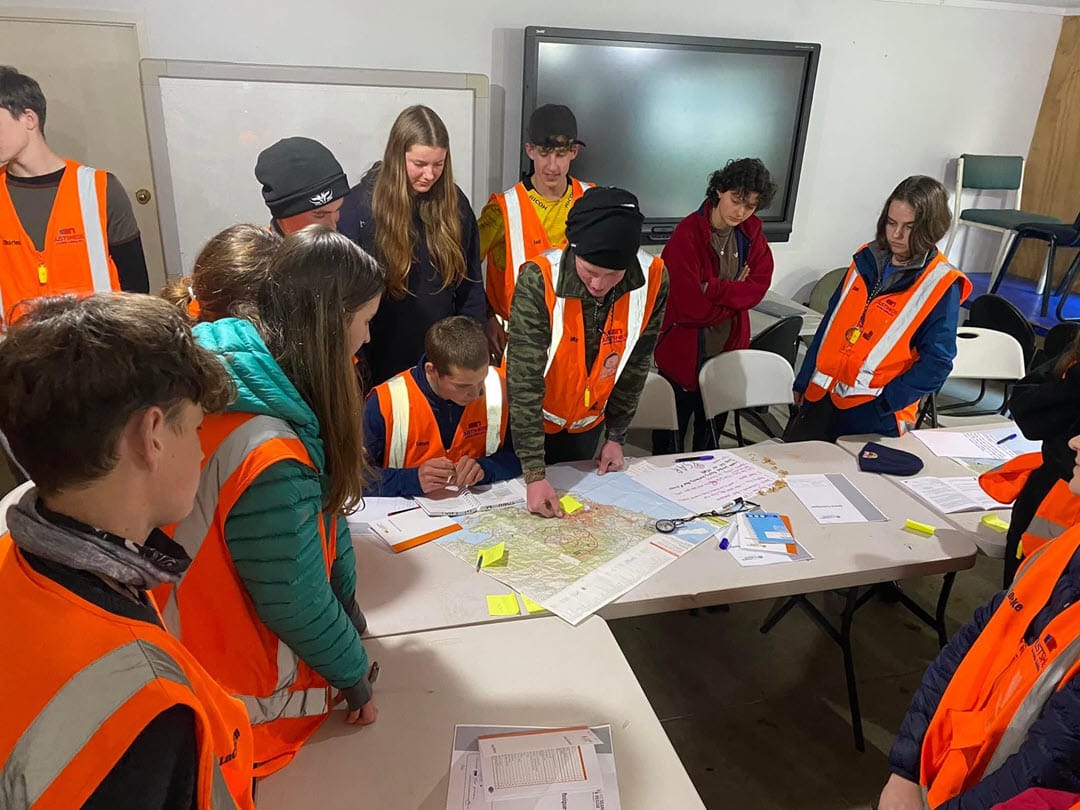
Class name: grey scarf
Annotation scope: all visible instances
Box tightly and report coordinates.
[7,488,186,589]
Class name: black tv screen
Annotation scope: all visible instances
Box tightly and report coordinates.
[522,27,820,243]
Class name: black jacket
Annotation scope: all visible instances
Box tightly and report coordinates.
[339,166,485,387]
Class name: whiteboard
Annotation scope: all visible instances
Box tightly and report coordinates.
[141,60,492,277]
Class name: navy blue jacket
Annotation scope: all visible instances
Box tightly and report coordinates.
[889,547,1080,807]
[363,358,521,497]
[794,245,962,438]
[339,167,486,387]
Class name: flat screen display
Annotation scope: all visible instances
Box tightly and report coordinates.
[522,28,820,243]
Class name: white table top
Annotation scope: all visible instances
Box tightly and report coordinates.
[256,616,705,810]
[750,289,822,339]
[835,424,1015,559]
[354,442,979,638]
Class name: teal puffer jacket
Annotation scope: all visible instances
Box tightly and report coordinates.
[193,318,370,704]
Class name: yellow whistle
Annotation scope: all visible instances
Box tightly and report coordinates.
[584,388,591,407]
[37,263,48,285]
[845,326,861,344]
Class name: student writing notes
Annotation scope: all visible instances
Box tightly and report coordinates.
[164,227,384,776]
[0,294,254,809]
[365,315,520,497]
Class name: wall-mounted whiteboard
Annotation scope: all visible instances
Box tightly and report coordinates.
[141,60,492,277]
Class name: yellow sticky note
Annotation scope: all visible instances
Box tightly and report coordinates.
[560,495,584,514]
[478,541,506,567]
[522,596,547,614]
[487,594,521,616]
[981,514,1010,533]
[905,518,936,536]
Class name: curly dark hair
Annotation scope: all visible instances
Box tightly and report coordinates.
[706,158,777,210]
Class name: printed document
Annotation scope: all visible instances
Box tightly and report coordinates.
[446,725,620,810]
[785,474,887,524]
[901,476,1001,514]
[911,427,1040,461]
[344,497,414,532]
[415,479,526,516]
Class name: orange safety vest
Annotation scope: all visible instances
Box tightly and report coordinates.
[804,248,971,434]
[373,365,507,467]
[980,453,1080,559]
[0,160,120,330]
[535,248,664,435]
[484,178,593,320]
[920,524,1080,807]
[158,412,340,777]
[0,537,254,809]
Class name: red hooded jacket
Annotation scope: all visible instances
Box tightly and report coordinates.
[653,202,774,391]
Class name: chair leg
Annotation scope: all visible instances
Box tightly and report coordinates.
[709,416,721,449]
[990,232,1024,295]
[988,231,1017,293]
[1041,239,1058,318]
[735,411,745,447]
[1055,251,1080,322]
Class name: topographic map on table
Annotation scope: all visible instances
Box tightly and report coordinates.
[436,465,718,625]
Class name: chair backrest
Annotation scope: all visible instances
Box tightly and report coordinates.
[1042,322,1080,366]
[0,481,33,535]
[965,294,1037,368]
[749,315,803,369]
[949,327,1027,381]
[698,349,795,420]
[958,154,1024,191]
[628,372,679,431]
[807,267,848,314]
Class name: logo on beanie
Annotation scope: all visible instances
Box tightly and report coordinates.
[310,189,334,206]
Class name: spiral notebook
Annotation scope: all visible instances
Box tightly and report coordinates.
[415,479,526,517]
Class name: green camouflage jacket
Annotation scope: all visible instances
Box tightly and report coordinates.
[506,247,669,479]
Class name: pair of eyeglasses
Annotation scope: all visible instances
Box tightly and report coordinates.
[654,497,760,534]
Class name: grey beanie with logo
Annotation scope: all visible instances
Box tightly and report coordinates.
[255,137,349,219]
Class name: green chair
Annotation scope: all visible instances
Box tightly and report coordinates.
[943,154,1061,287]
[806,266,847,314]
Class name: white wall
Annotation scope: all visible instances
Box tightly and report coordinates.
[19,0,1064,295]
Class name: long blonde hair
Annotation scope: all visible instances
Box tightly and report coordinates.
[371,105,464,299]
[256,226,385,514]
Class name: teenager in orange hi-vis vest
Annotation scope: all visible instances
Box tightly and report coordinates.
[478,104,594,359]
[505,186,668,518]
[880,431,1080,810]
[0,295,254,809]
[0,67,148,333]
[160,229,384,778]
[365,315,519,497]
[792,176,970,441]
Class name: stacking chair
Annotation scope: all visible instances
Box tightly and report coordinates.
[748,315,803,370]
[944,154,1060,288]
[806,267,847,314]
[0,480,33,534]
[965,294,1036,369]
[628,371,681,452]
[991,211,1080,320]
[1038,322,1080,367]
[934,327,1027,421]
[698,350,794,447]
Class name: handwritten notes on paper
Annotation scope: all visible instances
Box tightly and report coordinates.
[627,451,779,513]
[910,428,1040,461]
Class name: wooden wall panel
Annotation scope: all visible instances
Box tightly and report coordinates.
[1014,16,1080,282]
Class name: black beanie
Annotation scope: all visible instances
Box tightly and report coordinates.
[565,187,644,271]
[255,137,349,219]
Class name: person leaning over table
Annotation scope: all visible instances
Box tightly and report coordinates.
[878,434,1080,810]
[790,175,970,441]
[505,186,668,517]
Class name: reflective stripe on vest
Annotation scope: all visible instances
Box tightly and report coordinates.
[165,414,330,725]
[75,165,112,295]
[386,374,411,468]
[0,640,237,810]
[503,186,528,287]
[482,365,503,455]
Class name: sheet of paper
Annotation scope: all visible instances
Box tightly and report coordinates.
[344,497,414,532]
[910,427,1040,461]
[901,476,1002,514]
[369,510,461,553]
[626,451,780,513]
[416,479,526,516]
[446,725,621,810]
[478,727,603,802]
[724,519,814,567]
[784,474,886,524]
[478,541,506,568]
[486,594,521,616]
[522,596,547,614]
